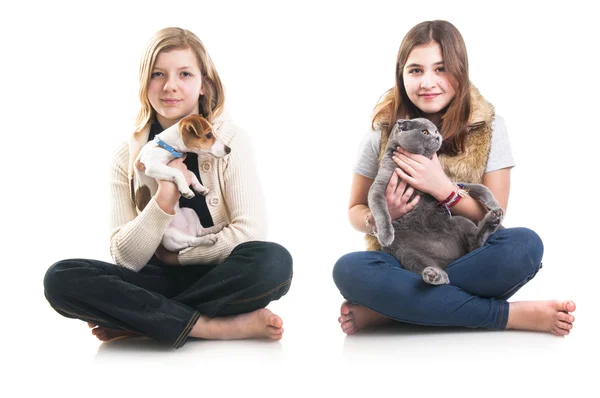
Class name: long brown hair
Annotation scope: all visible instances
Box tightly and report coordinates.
[134,27,225,133]
[373,20,471,156]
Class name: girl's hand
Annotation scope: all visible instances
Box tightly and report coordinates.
[392,147,454,201]
[385,173,420,220]
[161,156,193,185]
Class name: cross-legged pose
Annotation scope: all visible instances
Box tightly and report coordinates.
[44,27,292,348]
[333,20,575,337]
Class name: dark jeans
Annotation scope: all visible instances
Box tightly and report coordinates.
[333,228,543,330]
[44,241,293,348]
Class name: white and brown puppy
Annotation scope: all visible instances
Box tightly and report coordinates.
[135,114,231,253]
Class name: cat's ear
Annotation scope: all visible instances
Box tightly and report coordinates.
[397,119,413,131]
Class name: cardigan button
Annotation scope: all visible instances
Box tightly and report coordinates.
[210,197,219,206]
[202,162,211,171]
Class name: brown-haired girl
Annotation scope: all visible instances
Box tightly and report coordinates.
[333,20,575,336]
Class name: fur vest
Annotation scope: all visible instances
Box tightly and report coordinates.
[365,85,495,251]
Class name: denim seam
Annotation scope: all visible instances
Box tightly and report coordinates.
[496,301,505,329]
[51,305,105,325]
[173,311,201,349]
[226,274,292,305]
[349,300,453,327]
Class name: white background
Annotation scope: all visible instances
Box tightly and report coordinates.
[1,0,598,396]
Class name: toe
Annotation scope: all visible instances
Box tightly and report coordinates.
[268,325,284,335]
[339,313,353,323]
[341,320,355,333]
[556,300,576,313]
[552,327,569,336]
[557,312,573,323]
[267,314,283,328]
[340,302,351,315]
[344,325,357,335]
[556,320,573,332]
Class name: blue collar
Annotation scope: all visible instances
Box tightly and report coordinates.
[154,136,184,158]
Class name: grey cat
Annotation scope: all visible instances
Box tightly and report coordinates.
[367,118,504,285]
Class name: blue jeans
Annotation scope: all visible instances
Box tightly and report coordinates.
[44,241,293,348]
[332,228,543,330]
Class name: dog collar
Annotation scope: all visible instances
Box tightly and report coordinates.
[154,137,184,158]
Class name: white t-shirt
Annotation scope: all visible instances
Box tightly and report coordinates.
[353,115,515,179]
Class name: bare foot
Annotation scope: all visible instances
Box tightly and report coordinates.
[189,308,284,341]
[88,323,140,342]
[338,301,392,335]
[506,300,576,336]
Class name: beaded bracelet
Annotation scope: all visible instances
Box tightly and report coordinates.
[438,183,469,215]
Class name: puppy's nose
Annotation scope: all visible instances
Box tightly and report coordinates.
[225,146,231,154]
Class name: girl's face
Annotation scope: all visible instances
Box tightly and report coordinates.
[148,47,204,129]
[402,42,456,123]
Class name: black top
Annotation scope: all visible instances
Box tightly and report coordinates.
[149,122,214,228]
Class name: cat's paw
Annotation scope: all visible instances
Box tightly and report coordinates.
[378,233,394,247]
[422,267,450,285]
[378,226,395,247]
[488,208,504,227]
[182,189,195,199]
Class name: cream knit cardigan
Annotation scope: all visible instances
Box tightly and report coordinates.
[109,112,267,271]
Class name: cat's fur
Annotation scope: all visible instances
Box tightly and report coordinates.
[367,118,504,285]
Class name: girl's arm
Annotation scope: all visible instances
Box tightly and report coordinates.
[393,149,510,223]
[108,142,174,272]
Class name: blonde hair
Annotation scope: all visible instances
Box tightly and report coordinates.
[134,27,225,133]
[373,20,471,156]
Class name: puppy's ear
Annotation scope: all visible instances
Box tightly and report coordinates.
[180,118,201,148]
[198,117,213,135]
[180,118,200,137]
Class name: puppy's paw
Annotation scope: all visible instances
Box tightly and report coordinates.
[204,234,218,245]
[422,267,449,285]
[195,186,209,196]
[182,190,195,199]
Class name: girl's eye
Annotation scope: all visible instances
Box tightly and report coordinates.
[408,68,422,74]
[422,130,429,135]
[151,72,163,78]
[181,71,192,77]
[436,67,446,72]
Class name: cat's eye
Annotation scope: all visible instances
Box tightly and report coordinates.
[206,133,213,139]
[422,130,429,135]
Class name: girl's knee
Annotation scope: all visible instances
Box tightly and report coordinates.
[43,259,82,305]
[513,228,544,269]
[44,260,76,295]
[239,241,293,285]
[332,252,364,288]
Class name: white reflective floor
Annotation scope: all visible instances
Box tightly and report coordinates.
[15,261,596,398]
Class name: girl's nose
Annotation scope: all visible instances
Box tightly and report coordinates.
[163,77,177,91]
[420,73,436,89]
